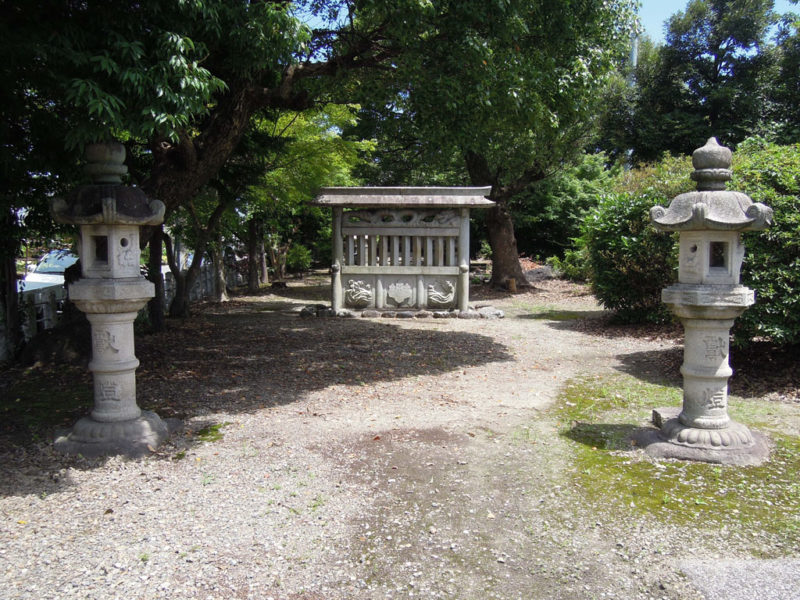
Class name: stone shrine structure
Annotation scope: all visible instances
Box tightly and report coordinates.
[647,138,773,465]
[313,187,494,314]
[51,142,170,457]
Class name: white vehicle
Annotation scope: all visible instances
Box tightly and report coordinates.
[18,249,79,292]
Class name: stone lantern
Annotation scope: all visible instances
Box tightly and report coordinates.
[51,142,169,457]
[647,138,773,465]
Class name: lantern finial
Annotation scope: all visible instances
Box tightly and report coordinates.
[84,142,128,184]
[691,137,732,191]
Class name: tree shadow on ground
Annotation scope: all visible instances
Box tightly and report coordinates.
[0,300,513,495]
[727,341,800,401]
[615,348,683,388]
[135,303,513,419]
[615,343,800,401]
[514,309,606,321]
[230,280,330,303]
[539,313,684,342]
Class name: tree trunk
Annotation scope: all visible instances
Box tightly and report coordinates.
[0,254,20,361]
[247,217,262,292]
[485,198,529,289]
[166,233,204,318]
[209,240,229,303]
[464,150,529,290]
[168,272,188,317]
[146,225,166,332]
[165,194,232,316]
[268,241,287,282]
[258,238,268,285]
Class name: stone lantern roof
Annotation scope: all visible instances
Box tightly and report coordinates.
[51,142,165,226]
[650,138,772,232]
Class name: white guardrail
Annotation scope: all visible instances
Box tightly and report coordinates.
[18,283,67,341]
[14,263,242,342]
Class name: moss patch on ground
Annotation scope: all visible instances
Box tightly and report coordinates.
[551,375,800,556]
[195,421,231,443]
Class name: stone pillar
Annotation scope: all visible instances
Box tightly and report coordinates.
[677,315,735,429]
[646,138,773,465]
[331,207,343,313]
[51,142,170,457]
[458,207,470,312]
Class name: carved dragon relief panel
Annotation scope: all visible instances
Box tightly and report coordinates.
[345,279,373,308]
[427,279,456,307]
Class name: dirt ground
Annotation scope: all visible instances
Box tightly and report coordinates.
[1,276,799,599]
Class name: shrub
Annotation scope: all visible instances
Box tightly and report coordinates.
[613,153,693,198]
[582,191,677,322]
[286,243,312,273]
[733,139,800,346]
[513,152,619,259]
[546,248,590,282]
[581,139,800,346]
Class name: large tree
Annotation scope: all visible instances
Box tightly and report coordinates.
[1,2,87,358]
[349,0,637,286]
[2,0,636,339]
[662,0,777,147]
[0,0,398,332]
[770,9,800,142]
[604,0,781,163]
[236,104,372,286]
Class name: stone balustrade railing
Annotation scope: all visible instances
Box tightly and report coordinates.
[315,187,494,313]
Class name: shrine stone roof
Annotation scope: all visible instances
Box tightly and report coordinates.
[314,186,494,208]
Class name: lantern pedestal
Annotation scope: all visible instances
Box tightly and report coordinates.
[55,413,168,458]
[643,285,770,465]
[54,279,169,457]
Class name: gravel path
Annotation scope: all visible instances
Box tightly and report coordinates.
[1,279,797,599]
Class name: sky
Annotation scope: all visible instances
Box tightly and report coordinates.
[638,0,797,44]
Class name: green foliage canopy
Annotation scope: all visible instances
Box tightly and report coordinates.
[242,104,373,265]
[357,0,637,184]
[597,0,794,163]
[8,1,306,150]
[513,153,620,259]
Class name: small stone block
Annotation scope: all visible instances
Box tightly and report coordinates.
[381,312,397,318]
[361,309,381,318]
[397,311,415,318]
[458,310,480,319]
[478,306,504,319]
[653,406,681,428]
[415,311,432,318]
